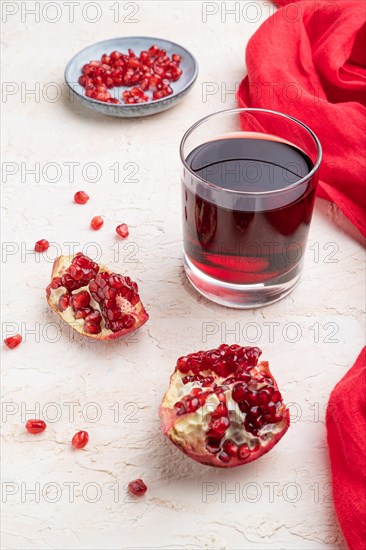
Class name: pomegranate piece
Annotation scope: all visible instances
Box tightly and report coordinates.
[72,430,89,449]
[4,334,22,349]
[160,345,290,468]
[26,419,47,434]
[116,223,129,239]
[74,191,89,204]
[46,253,149,341]
[34,239,49,253]
[128,479,147,496]
[91,216,104,230]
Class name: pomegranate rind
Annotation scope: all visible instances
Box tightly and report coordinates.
[160,356,290,468]
[46,255,149,341]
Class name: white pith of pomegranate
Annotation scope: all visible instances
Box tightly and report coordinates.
[46,253,149,340]
[160,345,290,468]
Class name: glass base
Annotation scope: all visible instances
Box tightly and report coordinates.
[183,254,302,309]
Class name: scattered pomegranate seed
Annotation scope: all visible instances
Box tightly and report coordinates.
[4,334,22,349]
[91,216,104,230]
[128,478,147,496]
[116,223,129,239]
[26,419,47,434]
[34,239,49,252]
[74,191,89,204]
[72,430,89,449]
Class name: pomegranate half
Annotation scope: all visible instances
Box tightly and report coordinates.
[46,253,148,340]
[160,345,290,468]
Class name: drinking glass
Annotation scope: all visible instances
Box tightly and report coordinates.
[180,108,322,308]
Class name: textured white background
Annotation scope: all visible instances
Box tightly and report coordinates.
[1,1,365,549]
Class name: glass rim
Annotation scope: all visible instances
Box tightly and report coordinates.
[179,107,322,196]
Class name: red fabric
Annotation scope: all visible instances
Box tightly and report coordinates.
[326,347,366,550]
[237,0,366,237]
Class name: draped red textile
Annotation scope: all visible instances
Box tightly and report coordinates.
[237,0,366,237]
[326,347,366,550]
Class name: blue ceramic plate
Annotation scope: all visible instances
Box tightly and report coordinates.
[65,36,198,117]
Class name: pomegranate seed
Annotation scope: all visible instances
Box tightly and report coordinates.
[72,290,90,309]
[129,57,140,68]
[94,92,111,102]
[121,314,136,329]
[222,439,238,457]
[171,67,182,81]
[152,90,164,100]
[91,216,104,230]
[85,310,102,323]
[209,416,230,436]
[69,265,84,281]
[184,397,200,413]
[72,430,89,449]
[148,45,159,56]
[232,382,246,403]
[116,223,129,239]
[74,191,89,204]
[34,239,49,253]
[50,277,62,289]
[74,307,94,319]
[59,293,70,312]
[258,389,272,405]
[206,438,221,454]
[26,419,46,434]
[110,51,122,61]
[128,479,147,496]
[172,53,181,63]
[4,334,22,349]
[218,451,230,463]
[271,390,282,403]
[238,444,250,459]
[101,54,111,65]
[84,321,102,335]
[177,356,189,373]
[149,75,161,88]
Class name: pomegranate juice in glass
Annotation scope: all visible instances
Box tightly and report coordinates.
[180,108,322,308]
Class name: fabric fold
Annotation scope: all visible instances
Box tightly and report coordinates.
[237,0,366,237]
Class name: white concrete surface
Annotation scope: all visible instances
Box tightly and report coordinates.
[1,1,365,549]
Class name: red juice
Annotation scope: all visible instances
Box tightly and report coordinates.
[182,134,317,284]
